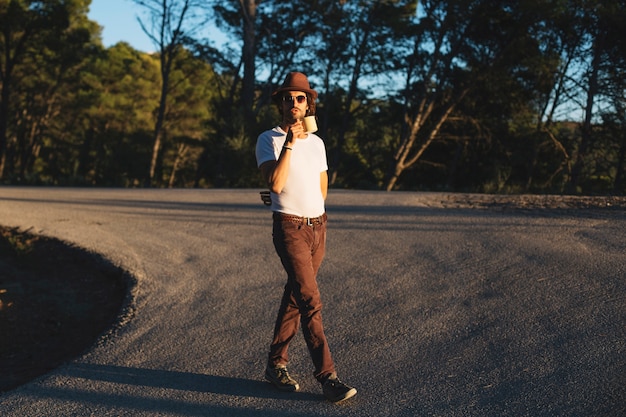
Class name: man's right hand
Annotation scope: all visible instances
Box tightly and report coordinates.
[260,190,272,206]
[289,121,306,140]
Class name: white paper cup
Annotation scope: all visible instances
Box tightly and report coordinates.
[303,115,318,133]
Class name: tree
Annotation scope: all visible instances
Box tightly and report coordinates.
[316,0,418,186]
[567,0,626,193]
[71,42,161,186]
[0,0,98,181]
[159,48,216,187]
[132,0,206,186]
[250,0,418,187]
[0,0,36,178]
[2,0,625,194]
[385,0,565,191]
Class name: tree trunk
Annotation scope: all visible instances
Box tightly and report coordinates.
[569,29,605,193]
[168,142,187,188]
[614,131,626,194]
[0,82,9,179]
[240,0,256,124]
[385,90,468,191]
[148,68,169,186]
[329,23,370,186]
[135,0,193,187]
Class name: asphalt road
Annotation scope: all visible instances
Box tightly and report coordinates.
[0,187,625,417]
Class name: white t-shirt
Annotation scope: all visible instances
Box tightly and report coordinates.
[256,126,328,217]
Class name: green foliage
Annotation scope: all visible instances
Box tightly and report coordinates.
[0,0,624,194]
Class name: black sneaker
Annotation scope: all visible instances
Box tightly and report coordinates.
[322,377,357,403]
[265,365,300,392]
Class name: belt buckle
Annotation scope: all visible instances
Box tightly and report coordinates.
[306,217,313,226]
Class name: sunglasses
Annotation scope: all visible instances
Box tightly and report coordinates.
[282,95,307,104]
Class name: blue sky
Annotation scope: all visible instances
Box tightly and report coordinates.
[88,0,226,53]
[88,0,157,52]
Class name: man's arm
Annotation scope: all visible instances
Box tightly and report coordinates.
[320,170,328,201]
[259,129,294,194]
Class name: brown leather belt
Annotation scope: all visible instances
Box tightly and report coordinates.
[273,212,327,226]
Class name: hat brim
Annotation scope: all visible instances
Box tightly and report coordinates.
[272,86,318,100]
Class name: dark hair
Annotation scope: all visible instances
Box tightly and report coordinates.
[274,92,316,117]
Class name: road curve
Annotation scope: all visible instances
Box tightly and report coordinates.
[0,187,625,417]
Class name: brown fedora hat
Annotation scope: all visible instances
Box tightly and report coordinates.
[272,72,318,99]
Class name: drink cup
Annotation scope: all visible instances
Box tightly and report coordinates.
[303,115,318,133]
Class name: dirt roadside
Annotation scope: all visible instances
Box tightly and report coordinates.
[0,226,132,393]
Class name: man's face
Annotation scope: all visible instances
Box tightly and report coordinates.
[281,91,308,123]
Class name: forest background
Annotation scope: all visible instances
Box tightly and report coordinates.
[1,0,625,194]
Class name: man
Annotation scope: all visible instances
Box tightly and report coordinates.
[255,72,357,403]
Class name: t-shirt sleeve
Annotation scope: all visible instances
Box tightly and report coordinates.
[318,138,328,172]
[256,131,278,167]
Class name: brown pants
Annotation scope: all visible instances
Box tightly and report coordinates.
[269,214,335,382]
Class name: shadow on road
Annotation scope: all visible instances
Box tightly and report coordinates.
[43,363,323,416]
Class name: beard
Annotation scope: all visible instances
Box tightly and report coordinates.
[285,109,304,124]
